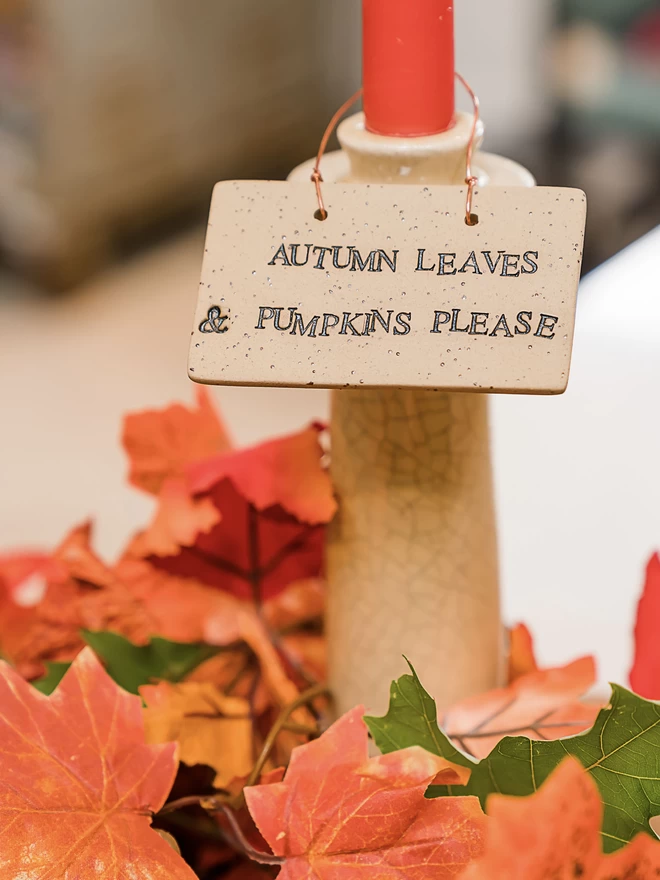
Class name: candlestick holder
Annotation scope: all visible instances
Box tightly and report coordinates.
[290,110,534,717]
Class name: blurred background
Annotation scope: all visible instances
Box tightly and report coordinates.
[1,0,659,684]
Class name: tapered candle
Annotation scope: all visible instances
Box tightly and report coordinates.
[363,0,455,137]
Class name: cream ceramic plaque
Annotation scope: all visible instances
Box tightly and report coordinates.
[189,182,586,394]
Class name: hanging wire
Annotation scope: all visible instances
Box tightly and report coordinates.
[311,74,481,225]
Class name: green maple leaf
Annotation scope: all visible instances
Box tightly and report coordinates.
[32,632,220,696]
[365,662,660,853]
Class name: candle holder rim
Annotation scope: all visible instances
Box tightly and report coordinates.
[337,111,484,157]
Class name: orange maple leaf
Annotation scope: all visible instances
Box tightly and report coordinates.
[0,524,155,679]
[443,656,600,758]
[0,647,195,879]
[0,554,52,673]
[0,551,61,602]
[130,477,221,558]
[461,758,660,880]
[245,707,486,880]
[141,681,253,788]
[123,387,232,495]
[630,553,660,699]
[507,622,539,682]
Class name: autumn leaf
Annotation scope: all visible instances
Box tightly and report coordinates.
[123,387,232,494]
[367,664,660,851]
[0,523,156,679]
[115,556,247,644]
[146,482,326,603]
[462,758,660,880]
[142,681,253,788]
[244,706,486,880]
[142,481,326,603]
[441,656,599,758]
[508,623,538,682]
[188,423,335,526]
[0,550,61,602]
[0,556,46,669]
[630,553,660,699]
[140,426,334,603]
[0,647,195,879]
[131,477,221,558]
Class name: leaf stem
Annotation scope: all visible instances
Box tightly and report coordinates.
[160,793,229,815]
[282,721,320,736]
[215,804,285,866]
[242,682,329,795]
[159,796,285,865]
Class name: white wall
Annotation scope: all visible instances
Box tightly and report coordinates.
[455,0,555,151]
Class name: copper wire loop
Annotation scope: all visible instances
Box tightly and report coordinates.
[455,72,481,226]
[311,87,363,220]
[312,75,481,226]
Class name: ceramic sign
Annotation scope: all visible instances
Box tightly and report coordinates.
[189,182,586,394]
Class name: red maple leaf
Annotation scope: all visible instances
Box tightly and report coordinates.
[245,706,486,880]
[630,553,660,699]
[462,758,660,880]
[0,647,195,878]
[142,425,335,602]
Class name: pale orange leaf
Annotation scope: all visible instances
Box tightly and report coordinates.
[443,657,600,758]
[462,758,660,880]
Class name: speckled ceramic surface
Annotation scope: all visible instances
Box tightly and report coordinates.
[189,181,586,395]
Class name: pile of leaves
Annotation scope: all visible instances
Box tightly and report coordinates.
[2,389,660,879]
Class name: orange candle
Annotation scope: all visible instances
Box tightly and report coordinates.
[363,0,455,138]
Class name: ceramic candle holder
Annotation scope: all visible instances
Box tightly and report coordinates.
[290,111,535,717]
